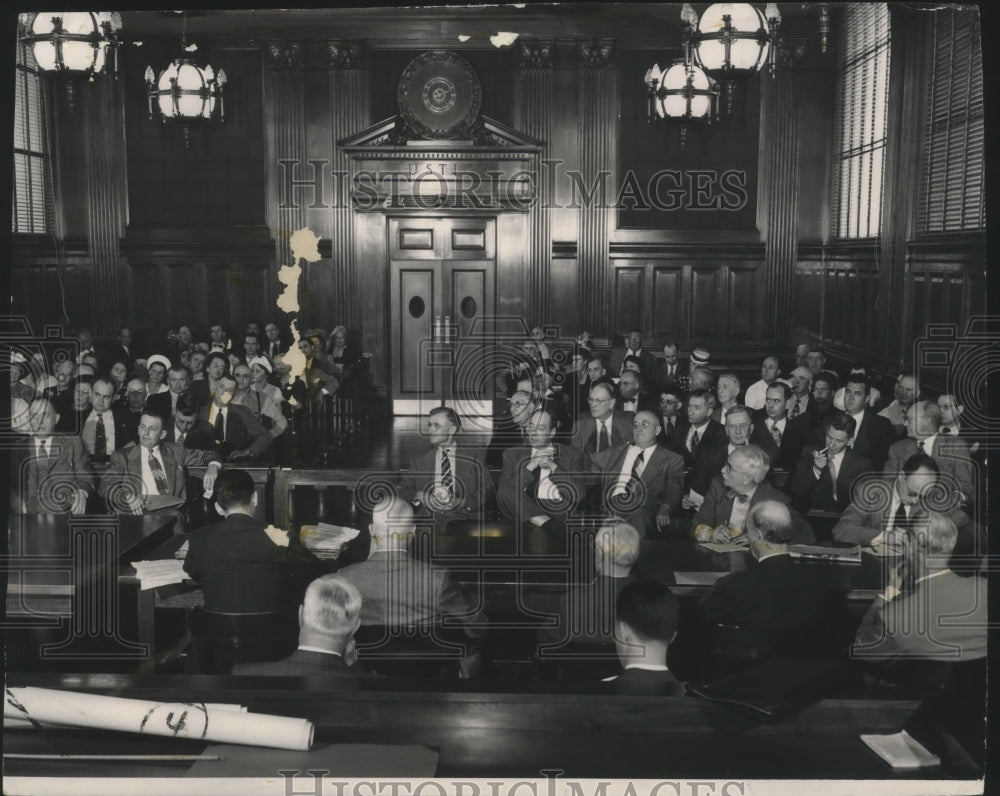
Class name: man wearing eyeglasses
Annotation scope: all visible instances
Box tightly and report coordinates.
[833,452,980,556]
[570,382,634,462]
[591,410,684,538]
[692,444,814,545]
[487,389,536,468]
[685,405,756,509]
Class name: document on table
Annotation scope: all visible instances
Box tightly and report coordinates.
[299,522,360,559]
[789,544,862,563]
[698,542,746,553]
[186,743,440,778]
[860,730,940,769]
[674,571,728,586]
[131,559,188,590]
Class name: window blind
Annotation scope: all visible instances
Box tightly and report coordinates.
[12,42,49,234]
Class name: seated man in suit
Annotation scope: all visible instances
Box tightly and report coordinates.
[145,365,191,420]
[338,497,485,636]
[486,389,535,468]
[710,373,741,424]
[699,500,828,648]
[823,373,895,470]
[54,376,93,433]
[657,388,684,449]
[11,398,95,514]
[201,375,273,461]
[609,328,656,381]
[750,382,808,472]
[539,522,640,648]
[497,408,591,535]
[592,411,684,537]
[603,580,684,693]
[693,444,815,545]
[397,407,493,529]
[785,366,816,425]
[616,368,656,415]
[670,388,726,469]
[166,392,217,451]
[570,382,633,461]
[852,511,986,663]
[80,378,138,463]
[832,452,980,556]
[794,343,810,370]
[806,346,826,378]
[263,322,287,361]
[744,355,781,411]
[809,370,839,432]
[232,574,372,679]
[184,468,323,614]
[833,364,882,412]
[208,322,229,354]
[884,400,975,507]
[686,404,755,508]
[878,371,919,439]
[791,410,873,515]
[653,341,686,394]
[99,409,221,516]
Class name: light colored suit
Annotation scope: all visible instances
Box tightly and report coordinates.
[883,436,976,505]
[11,435,95,513]
[591,443,685,536]
[99,441,220,507]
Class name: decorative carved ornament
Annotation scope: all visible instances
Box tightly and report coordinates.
[519,39,554,69]
[264,40,304,70]
[326,40,363,69]
[397,50,483,140]
[577,38,614,68]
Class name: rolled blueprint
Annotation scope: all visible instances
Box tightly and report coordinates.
[4,687,313,751]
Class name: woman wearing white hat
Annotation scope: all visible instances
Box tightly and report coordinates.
[145,354,171,396]
[247,356,284,407]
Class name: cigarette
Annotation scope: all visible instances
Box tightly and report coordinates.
[818,447,828,454]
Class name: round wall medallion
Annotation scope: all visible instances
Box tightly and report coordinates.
[398,51,482,139]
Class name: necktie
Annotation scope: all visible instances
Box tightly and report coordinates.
[666,418,674,437]
[770,421,782,447]
[598,421,610,452]
[214,408,225,441]
[828,454,839,498]
[440,448,453,499]
[94,413,107,456]
[628,450,645,495]
[669,365,675,378]
[176,431,186,448]
[725,488,749,504]
[789,398,800,419]
[148,451,169,495]
[893,502,909,532]
[37,439,47,458]
[690,429,700,453]
[940,427,951,435]
[916,439,925,452]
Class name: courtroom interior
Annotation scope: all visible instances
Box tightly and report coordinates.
[4,2,993,786]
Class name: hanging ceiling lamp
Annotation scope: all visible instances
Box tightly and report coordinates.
[644,58,719,148]
[17,11,121,76]
[145,12,227,148]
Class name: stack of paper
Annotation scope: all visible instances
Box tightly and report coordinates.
[860,730,941,769]
[299,522,360,559]
[130,559,188,590]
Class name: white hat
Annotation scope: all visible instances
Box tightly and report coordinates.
[247,356,272,374]
[146,354,172,371]
[690,348,711,366]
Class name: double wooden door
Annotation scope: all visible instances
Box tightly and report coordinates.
[389,217,496,415]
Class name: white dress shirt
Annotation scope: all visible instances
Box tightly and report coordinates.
[612,444,652,496]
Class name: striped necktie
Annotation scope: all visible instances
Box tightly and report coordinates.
[148,451,169,495]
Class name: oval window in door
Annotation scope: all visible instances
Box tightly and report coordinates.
[460,296,477,319]
[408,296,426,318]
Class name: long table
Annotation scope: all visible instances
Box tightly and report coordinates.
[1,672,982,781]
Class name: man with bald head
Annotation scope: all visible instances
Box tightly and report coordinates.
[337,497,486,636]
[591,410,684,537]
[879,372,919,439]
[571,382,634,461]
[786,366,816,424]
[146,365,192,421]
[883,400,975,506]
[744,355,781,411]
[654,341,686,393]
[81,378,137,461]
[699,500,827,634]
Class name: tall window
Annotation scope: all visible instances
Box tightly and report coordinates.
[918,8,984,233]
[832,3,891,239]
[13,40,50,234]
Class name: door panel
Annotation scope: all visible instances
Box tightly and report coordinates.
[396,268,436,395]
[448,264,492,401]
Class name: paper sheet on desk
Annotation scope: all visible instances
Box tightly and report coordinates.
[300,523,360,558]
[186,743,439,778]
[860,730,940,768]
[699,543,746,553]
[131,558,188,590]
[674,571,727,586]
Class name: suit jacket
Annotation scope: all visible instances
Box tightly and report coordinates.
[184,512,324,614]
[693,478,815,545]
[603,667,685,695]
[80,406,138,457]
[687,439,731,499]
[785,393,818,428]
[790,444,873,514]
[853,572,987,662]
[653,361,689,394]
[819,409,893,470]
[497,443,591,523]
[99,441,221,504]
[570,411,634,460]
[11,435,96,513]
[591,443,685,536]
[608,347,657,381]
[883,436,976,505]
[750,414,810,472]
[831,477,980,551]
[165,418,218,452]
[396,445,494,519]
[337,550,485,635]
[699,553,828,630]
[232,648,369,678]
[199,402,272,459]
[616,392,658,416]
[145,389,185,420]
[669,419,726,468]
